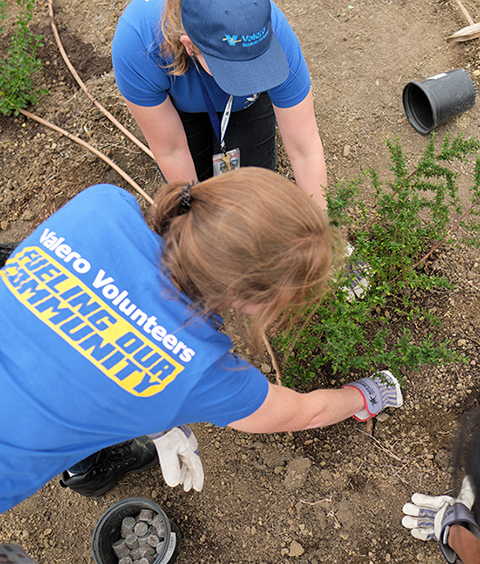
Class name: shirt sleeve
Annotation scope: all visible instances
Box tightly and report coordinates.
[267,3,312,108]
[112,18,170,107]
[183,353,270,427]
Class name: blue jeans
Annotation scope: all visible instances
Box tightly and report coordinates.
[176,92,277,181]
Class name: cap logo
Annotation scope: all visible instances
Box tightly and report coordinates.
[222,26,269,47]
[223,35,241,46]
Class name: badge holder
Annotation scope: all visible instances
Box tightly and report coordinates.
[194,60,240,176]
[213,147,240,175]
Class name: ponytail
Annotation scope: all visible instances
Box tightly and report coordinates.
[150,180,196,236]
[150,168,336,354]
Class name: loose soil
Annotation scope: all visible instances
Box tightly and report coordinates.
[1,1,480,563]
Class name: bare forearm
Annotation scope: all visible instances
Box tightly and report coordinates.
[448,525,480,564]
[229,384,364,434]
[301,386,364,430]
[152,147,198,184]
[289,150,328,210]
[274,92,328,210]
[124,97,198,183]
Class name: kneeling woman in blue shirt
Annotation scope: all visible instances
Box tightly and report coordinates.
[0,168,402,512]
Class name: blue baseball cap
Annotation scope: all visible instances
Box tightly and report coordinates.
[181,0,290,96]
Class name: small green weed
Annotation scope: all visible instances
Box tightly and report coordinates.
[275,133,480,387]
[0,0,47,116]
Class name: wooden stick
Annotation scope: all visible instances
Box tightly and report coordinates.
[447,21,480,42]
[18,108,154,205]
[262,334,283,386]
[47,0,155,161]
[454,0,475,26]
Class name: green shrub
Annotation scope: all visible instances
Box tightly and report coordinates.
[0,0,47,116]
[275,133,480,387]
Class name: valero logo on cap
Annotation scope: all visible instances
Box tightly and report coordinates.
[223,26,269,48]
[181,0,290,97]
[223,35,242,46]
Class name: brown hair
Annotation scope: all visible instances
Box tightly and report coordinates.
[159,0,191,76]
[150,167,335,355]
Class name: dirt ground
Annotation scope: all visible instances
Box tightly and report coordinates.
[1,0,480,563]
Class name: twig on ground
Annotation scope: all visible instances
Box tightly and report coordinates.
[47,0,155,161]
[299,498,331,506]
[455,0,475,26]
[365,418,374,435]
[18,108,154,205]
[466,279,480,293]
[448,1,480,42]
[357,428,403,462]
[262,334,282,386]
[299,498,341,528]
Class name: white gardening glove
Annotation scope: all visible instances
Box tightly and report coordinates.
[402,476,479,563]
[343,370,403,421]
[149,426,204,492]
[340,243,372,302]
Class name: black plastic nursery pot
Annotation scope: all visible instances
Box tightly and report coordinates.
[403,68,477,134]
[92,497,181,564]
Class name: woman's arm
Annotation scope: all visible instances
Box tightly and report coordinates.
[228,383,364,434]
[274,89,328,210]
[124,96,198,183]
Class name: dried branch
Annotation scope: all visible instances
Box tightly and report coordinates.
[47,0,155,161]
[18,107,154,205]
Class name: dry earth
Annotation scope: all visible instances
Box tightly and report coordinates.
[1,1,480,563]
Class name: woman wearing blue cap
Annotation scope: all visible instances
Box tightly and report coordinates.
[112,0,328,209]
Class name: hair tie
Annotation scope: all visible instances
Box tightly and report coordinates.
[179,182,194,214]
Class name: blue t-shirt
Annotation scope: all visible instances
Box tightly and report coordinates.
[112,0,311,113]
[0,185,269,512]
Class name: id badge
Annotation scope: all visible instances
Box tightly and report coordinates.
[213,148,240,176]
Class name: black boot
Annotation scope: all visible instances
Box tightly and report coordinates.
[59,436,158,498]
[0,243,19,268]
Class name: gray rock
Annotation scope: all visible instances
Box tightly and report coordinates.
[336,500,355,530]
[289,540,305,557]
[284,458,312,489]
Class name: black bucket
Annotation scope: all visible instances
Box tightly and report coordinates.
[402,68,477,134]
[92,498,181,564]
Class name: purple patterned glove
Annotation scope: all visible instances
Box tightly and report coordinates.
[343,370,403,421]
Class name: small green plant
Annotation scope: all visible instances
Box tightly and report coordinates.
[275,133,480,387]
[0,0,47,116]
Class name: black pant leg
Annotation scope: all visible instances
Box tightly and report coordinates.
[219,92,277,171]
[176,110,215,181]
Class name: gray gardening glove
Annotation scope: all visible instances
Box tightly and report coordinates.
[340,243,372,301]
[343,370,403,421]
[402,477,479,563]
[149,426,204,492]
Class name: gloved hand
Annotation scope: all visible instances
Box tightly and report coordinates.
[340,243,371,302]
[402,476,479,564]
[149,426,204,492]
[343,370,403,421]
